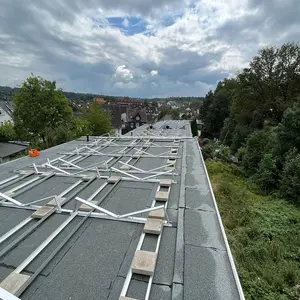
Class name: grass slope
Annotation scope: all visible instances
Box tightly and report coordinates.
[206,161,300,300]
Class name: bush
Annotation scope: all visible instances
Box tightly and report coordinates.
[237,147,246,162]
[0,122,17,142]
[280,151,300,205]
[202,141,217,160]
[216,145,231,163]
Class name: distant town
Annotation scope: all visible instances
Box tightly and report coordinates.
[0,85,203,135]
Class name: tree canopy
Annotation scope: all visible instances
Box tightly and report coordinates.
[13,76,74,147]
[201,43,300,205]
[83,101,111,136]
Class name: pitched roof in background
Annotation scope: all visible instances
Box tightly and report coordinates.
[127,107,147,122]
[0,142,28,158]
[0,121,244,300]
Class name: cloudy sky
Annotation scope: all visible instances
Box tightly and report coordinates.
[0,0,299,98]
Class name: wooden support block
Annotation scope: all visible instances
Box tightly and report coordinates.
[155,191,169,201]
[149,208,165,220]
[132,250,157,276]
[107,176,121,183]
[0,272,30,295]
[79,201,98,211]
[144,218,163,235]
[31,206,54,219]
[120,297,137,300]
[159,179,172,187]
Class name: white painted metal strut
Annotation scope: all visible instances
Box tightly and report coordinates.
[0,217,32,244]
[14,212,78,274]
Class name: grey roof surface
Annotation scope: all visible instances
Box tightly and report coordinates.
[0,120,244,300]
[0,142,28,158]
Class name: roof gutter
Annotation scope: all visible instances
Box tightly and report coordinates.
[195,137,245,300]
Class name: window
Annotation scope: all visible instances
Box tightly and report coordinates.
[130,123,134,128]
[136,123,140,127]
[136,115,140,121]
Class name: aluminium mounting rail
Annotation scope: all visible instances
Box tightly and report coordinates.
[119,143,178,299]
[0,176,118,297]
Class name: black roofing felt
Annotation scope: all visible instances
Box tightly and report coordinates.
[0,121,243,300]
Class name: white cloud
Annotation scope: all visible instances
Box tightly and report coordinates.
[115,65,133,80]
[122,18,129,28]
[0,0,299,97]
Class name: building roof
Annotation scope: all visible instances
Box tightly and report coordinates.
[127,108,147,122]
[0,142,28,158]
[0,121,244,300]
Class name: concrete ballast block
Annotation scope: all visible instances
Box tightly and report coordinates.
[149,208,165,220]
[159,179,172,187]
[132,250,157,276]
[120,164,131,170]
[155,191,169,201]
[46,197,64,207]
[19,170,35,175]
[0,272,30,295]
[107,176,121,183]
[79,200,98,211]
[82,175,95,182]
[144,218,163,235]
[165,166,175,171]
[31,206,54,219]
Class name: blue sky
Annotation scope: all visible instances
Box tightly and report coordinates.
[0,0,299,97]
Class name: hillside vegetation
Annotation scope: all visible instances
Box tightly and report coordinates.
[201,42,300,300]
[201,43,300,205]
[207,161,300,300]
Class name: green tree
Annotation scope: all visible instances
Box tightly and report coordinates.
[83,101,111,136]
[276,99,300,156]
[229,43,300,134]
[201,79,237,138]
[13,76,74,147]
[251,154,278,193]
[280,150,300,205]
[0,122,16,142]
[242,130,270,175]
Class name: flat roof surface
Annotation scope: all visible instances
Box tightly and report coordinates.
[0,120,243,300]
[0,143,27,158]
